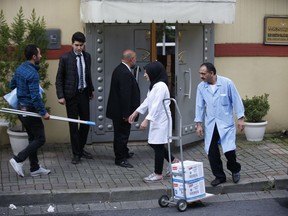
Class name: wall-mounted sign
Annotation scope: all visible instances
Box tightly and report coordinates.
[264,16,288,45]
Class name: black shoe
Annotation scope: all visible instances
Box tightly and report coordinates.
[71,155,81,164]
[115,160,134,168]
[82,150,93,159]
[211,178,226,187]
[232,172,240,183]
[127,152,134,158]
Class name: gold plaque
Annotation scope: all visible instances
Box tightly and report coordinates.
[264,16,288,45]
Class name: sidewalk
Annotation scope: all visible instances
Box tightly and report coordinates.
[0,134,287,207]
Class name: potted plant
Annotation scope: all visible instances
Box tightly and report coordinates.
[0,7,50,154]
[242,93,270,141]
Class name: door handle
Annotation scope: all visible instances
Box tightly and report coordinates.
[184,68,192,99]
[134,65,141,83]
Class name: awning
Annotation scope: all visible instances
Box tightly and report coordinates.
[80,0,236,24]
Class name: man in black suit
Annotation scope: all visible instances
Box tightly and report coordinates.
[106,49,140,168]
[56,32,94,164]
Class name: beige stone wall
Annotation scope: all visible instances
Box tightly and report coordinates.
[215,0,288,43]
[0,0,83,43]
[215,57,288,133]
[215,0,288,133]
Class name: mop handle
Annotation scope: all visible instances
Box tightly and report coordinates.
[0,108,96,126]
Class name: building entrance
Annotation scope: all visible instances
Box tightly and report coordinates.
[86,23,214,145]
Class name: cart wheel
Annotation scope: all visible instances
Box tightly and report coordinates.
[176,199,187,212]
[158,195,169,207]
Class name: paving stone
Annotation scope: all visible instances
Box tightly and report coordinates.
[135,200,157,209]
[0,207,8,215]
[0,137,288,210]
[120,201,139,209]
[73,203,90,212]
[56,204,74,213]
[89,202,107,211]
[240,192,259,200]
[270,189,288,198]
[23,205,41,215]
[8,207,25,216]
[227,193,246,201]
[255,191,273,199]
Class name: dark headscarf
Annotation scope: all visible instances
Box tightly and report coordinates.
[144,61,168,91]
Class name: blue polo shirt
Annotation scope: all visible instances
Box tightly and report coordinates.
[10,61,47,116]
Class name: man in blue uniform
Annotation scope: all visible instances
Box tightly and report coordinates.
[194,62,245,186]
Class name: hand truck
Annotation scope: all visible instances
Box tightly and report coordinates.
[158,98,213,212]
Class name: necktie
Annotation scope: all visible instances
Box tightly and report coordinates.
[77,54,84,90]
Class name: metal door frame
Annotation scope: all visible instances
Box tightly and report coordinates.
[174,24,214,146]
[86,23,151,143]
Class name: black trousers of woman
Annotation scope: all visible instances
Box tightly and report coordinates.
[149,144,175,175]
[208,124,241,180]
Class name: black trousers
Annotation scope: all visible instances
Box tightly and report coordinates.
[149,144,175,175]
[208,124,241,180]
[112,119,131,163]
[15,114,46,172]
[66,89,90,157]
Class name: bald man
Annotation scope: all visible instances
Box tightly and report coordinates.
[106,50,140,168]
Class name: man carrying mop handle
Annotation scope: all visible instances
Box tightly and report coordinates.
[9,44,51,178]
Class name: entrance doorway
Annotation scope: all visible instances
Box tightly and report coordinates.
[86,23,214,145]
[86,23,151,143]
[155,24,214,145]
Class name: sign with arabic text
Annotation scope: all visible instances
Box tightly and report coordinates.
[264,16,288,45]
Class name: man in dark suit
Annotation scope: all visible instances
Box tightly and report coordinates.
[56,32,94,164]
[106,49,140,168]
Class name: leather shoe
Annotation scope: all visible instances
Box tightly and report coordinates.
[82,150,93,159]
[211,178,226,187]
[127,152,134,158]
[232,172,240,183]
[115,160,134,168]
[71,155,81,164]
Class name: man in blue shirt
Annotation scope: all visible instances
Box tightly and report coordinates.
[9,44,51,178]
[194,62,245,186]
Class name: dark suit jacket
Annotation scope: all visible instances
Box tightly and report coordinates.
[106,63,140,120]
[55,50,94,100]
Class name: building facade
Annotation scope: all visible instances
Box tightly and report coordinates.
[0,0,287,145]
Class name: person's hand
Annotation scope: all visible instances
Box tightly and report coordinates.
[58,98,66,105]
[140,119,148,130]
[196,123,204,137]
[128,111,139,124]
[238,117,245,132]
[43,112,50,120]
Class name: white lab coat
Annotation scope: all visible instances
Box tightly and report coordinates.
[194,75,245,154]
[136,82,172,144]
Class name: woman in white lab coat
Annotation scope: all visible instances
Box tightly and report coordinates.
[129,61,179,183]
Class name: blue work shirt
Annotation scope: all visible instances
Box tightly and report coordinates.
[10,61,47,116]
[194,75,245,154]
